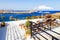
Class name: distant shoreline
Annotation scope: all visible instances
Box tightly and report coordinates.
[0,13,31,14]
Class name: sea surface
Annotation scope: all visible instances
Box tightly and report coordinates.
[0,11,60,22]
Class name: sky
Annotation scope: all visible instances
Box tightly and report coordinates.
[0,0,60,10]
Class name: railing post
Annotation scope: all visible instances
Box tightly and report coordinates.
[30,21,32,38]
[30,26,32,38]
[52,37,59,40]
[50,22,52,30]
[52,37,54,40]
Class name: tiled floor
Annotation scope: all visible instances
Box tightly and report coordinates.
[0,22,60,40]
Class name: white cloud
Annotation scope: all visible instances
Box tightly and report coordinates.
[38,5,54,10]
[30,5,54,13]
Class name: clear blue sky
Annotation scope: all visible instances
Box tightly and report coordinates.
[0,0,60,10]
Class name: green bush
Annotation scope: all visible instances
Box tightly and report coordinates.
[1,22,5,27]
[10,18,15,21]
[26,16,31,19]
[59,16,60,19]
[25,21,31,28]
[1,16,5,27]
[31,16,37,19]
[26,29,31,34]
[1,16,5,21]
[1,16,5,19]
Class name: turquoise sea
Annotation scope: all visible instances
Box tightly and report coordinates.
[0,11,60,22]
